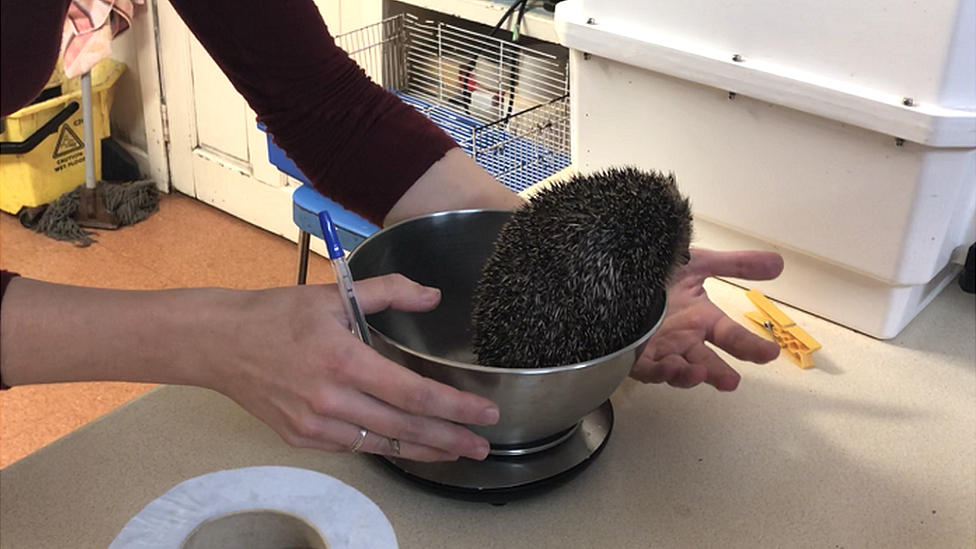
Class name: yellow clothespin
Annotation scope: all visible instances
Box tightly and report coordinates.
[743,289,821,369]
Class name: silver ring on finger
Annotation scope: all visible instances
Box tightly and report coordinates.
[348,428,368,453]
[389,437,400,455]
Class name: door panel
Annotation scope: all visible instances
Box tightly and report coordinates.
[189,40,250,164]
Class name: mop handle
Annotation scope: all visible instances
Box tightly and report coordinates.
[81,71,96,191]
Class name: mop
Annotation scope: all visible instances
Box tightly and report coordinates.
[27,1,156,246]
[74,69,121,231]
[30,70,158,247]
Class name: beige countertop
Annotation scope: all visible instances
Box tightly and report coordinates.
[1,278,973,548]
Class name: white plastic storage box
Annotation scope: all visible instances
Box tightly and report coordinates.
[553,0,976,338]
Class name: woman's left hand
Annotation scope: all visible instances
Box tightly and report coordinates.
[631,249,785,391]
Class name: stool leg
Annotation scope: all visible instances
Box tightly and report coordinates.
[297,230,311,285]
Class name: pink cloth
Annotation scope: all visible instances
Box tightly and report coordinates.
[60,0,142,78]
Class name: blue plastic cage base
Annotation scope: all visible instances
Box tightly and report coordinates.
[393,91,570,194]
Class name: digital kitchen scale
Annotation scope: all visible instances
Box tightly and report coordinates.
[375,400,614,505]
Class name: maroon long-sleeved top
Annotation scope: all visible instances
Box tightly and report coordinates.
[0,0,461,389]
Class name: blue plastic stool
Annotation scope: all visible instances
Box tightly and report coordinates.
[259,124,379,284]
[291,186,379,283]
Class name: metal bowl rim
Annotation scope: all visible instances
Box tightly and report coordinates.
[356,208,515,237]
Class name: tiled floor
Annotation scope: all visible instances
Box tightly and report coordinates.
[0,192,335,468]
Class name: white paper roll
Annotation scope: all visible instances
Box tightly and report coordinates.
[108,466,397,549]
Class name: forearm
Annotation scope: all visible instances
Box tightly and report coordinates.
[384,148,527,226]
[0,278,238,389]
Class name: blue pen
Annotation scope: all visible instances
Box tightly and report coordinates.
[318,211,371,344]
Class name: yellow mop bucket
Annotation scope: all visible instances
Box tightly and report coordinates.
[0,60,125,215]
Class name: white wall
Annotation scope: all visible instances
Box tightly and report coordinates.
[106,1,168,191]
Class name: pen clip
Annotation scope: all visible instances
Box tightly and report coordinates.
[318,211,345,260]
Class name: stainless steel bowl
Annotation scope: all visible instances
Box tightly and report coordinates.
[347,209,667,449]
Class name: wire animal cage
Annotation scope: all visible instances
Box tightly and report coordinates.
[335,14,571,193]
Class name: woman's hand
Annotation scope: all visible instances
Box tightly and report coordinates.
[210,274,498,462]
[0,274,498,463]
[631,249,785,391]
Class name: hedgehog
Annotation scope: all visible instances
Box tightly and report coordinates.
[471,167,693,369]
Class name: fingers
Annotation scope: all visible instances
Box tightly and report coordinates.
[354,274,441,314]
[631,354,697,386]
[312,384,492,460]
[342,340,500,427]
[271,333,494,461]
[687,249,784,283]
[709,315,781,364]
[282,416,462,463]
[684,344,742,391]
[354,429,458,462]
[632,342,741,390]
[643,327,703,360]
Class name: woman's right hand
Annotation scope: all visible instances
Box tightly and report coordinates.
[0,274,496,463]
[207,274,498,462]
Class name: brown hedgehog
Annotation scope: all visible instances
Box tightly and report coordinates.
[471,167,693,368]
